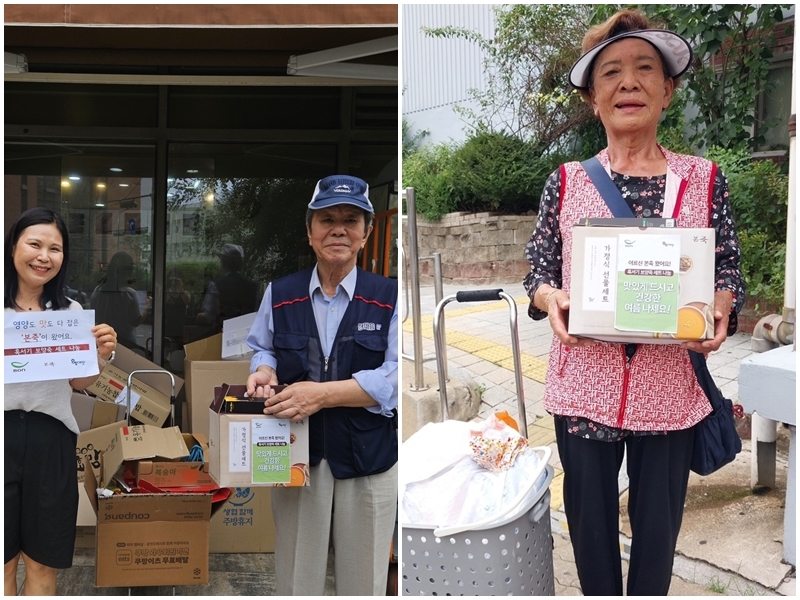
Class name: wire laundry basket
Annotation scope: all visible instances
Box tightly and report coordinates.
[402,289,556,595]
[402,464,555,596]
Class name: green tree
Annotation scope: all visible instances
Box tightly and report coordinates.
[424,4,595,151]
[622,4,792,151]
[168,177,313,285]
[403,118,429,159]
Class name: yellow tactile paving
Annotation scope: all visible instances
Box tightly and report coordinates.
[404,296,550,383]
[549,470,565,512]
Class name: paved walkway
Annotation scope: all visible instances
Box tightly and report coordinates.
[402,282,795,596]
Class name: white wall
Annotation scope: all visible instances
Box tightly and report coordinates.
[402,4,495,147]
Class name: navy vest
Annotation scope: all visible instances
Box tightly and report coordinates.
[271,267,397,479]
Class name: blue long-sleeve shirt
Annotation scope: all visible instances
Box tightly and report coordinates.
[247,265,398,417]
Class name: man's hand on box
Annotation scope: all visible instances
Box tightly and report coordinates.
[264,382,324,422]
[246,366,278,398]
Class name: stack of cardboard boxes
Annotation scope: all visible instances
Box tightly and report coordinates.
[83,424,227,587]
[73,336,286,587]
[183,333,278,554]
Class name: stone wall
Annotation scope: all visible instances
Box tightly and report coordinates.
[405,211,537,285]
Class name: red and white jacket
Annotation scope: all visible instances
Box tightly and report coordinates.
[544,147,714,431]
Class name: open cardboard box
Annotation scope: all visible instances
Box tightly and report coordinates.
[87,345,184,427]
[76,420,128,527]
[100,425,189,488]
[569,220,716,344]
[208,384,310,488]
[184,334,251,437]
[76,420,128,484]
[71,392,126,432]
[134,433,214,488]
[83,426,229,587]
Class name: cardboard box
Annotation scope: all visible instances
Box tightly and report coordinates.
[208,384,310,488]
[83,428,228,590]
[74,526,96,549]
[71,392,126,432]
[221,313,256,359]
[134,433,214,488]
[84,461,224,588]
[76,420,127,483]
[87,344,184,427]
[101,425,189,488]
[209,487,276,553]
[569,220,716,344]
[184,334,251,437]
[77,482,98,527]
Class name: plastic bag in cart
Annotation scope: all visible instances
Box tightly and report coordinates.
[400,419,549,530]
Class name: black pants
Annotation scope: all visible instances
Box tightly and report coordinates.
[554,417,694,596]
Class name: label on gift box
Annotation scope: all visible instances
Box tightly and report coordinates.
[582,237,618,312]
[251,418,291,484]
[614,234,680,333]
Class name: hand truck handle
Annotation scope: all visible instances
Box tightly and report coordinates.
[455,289,503,303]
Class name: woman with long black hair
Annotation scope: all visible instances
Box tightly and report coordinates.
[4,207,117,595]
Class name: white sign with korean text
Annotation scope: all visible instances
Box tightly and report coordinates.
[4,310,98,384]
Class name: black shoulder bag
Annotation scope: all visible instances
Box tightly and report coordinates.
[582,157,741,476]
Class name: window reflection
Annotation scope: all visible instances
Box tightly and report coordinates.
[166,142,337,363]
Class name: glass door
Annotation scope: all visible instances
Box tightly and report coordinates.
[5,139,156,356]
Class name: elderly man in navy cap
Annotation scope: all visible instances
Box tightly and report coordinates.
[246,175,397,596]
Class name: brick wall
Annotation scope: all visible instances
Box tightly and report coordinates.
[404,211,537,285]
[737,296,784,334]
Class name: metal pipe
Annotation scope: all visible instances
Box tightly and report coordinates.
[405,188,428,391]
[433,295,457,420]
[432,252,448,382]
[432,252,444,306]
[500,291,528,437]
[785,31,797,351]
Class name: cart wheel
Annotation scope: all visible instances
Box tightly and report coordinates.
[386,561,398,596]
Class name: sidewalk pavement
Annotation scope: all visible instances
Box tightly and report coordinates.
[402,281,795,596]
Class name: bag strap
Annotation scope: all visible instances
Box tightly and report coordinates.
[688,350,723,411]
[581,157,635,218]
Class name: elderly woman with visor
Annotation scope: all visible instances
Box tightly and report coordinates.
[523,9,745,596]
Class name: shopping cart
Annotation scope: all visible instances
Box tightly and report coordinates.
[402,289,556,596]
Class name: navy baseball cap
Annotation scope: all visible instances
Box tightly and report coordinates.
[308,175,374,214]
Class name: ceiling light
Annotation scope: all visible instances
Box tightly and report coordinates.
[68,176,80,181]
[205,193,214,202]
[167,178,174,183]
[97,183,106,189]
[61,181,70,187]
[95,202,105,207]
[187,169,199,174]
[110,167,122,172]
[119,183,129,187]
